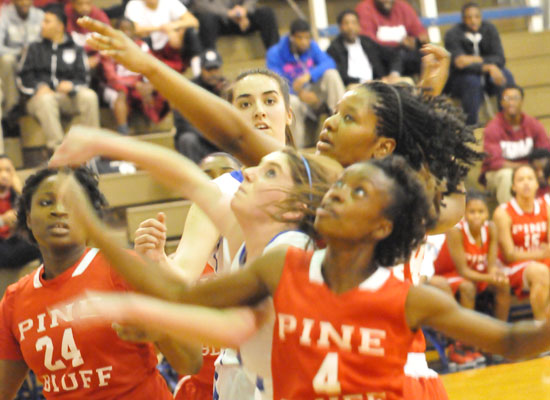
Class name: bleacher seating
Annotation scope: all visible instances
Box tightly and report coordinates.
[126,200,191,242]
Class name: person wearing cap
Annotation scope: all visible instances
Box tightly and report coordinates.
[17,3,99,153]
[173,49,228,162]
[100,18,169,135]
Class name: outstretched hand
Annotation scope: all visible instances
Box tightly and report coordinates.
[418,43,451,96]
[78,16,155,75]
[49,125,111,168]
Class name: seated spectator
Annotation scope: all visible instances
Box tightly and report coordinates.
[355,0,427,76]
[493,164,550,321]
[198,152,241,180]
[0,155,41,296]
[101,18,169,135]
[266,19,345,147]
[124,0,202,74]
[444,2,515,125]
[430,191,510,365]
[327,9,402,89]
[0,0,44,147]
[17,3,99,153]
[529,148,550,197]
[65,0,110,70]
[480,85,550,204]
[174,49,227,162]
[191,0,279,52]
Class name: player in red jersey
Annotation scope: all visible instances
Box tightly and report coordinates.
[493,164,550,320]
[0,167,201,399]
[54,156,550,400]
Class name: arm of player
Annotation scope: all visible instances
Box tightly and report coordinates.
[155,337,203,375]
[67,290,266,349]
[406,284,550,359]
[427,191,465,235]
[50,126,241,239]
[0,359,28,400]
[77,17,281,166]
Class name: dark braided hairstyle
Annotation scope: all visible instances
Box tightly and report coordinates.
[16,167,108,243]
[362,81,483,195]
[369,156,436,267]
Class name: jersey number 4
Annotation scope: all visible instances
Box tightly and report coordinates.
[36,328,84,371]
[313,352,341,395]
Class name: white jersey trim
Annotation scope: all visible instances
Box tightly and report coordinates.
[511,197,540,216]
[33,248,100,288]
[309,249,391,291]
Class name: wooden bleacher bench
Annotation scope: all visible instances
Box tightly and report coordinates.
[501,30,550,61]
[135,130,176,150]
[126,200,191,242]
[98,170,182,208]
[508,55,550,88]
[522,86,550,120]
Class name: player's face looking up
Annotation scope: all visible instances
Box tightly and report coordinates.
[26,174,87,251]
[315,163,394,242]
[231,74,292,145]
[317,86,394,168]
[232,151,295,219]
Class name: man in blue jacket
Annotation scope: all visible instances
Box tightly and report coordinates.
[267,19,344,147]
[17,3,99,153]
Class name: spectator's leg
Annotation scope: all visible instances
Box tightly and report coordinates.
[457,280,476,309]
[0,54,19,113]
[114,91,130,134]
[449,72,483,125]
[399,46,422,76]
[485,168,513,204]
[247,7,279,49]
[181,27,203,75]
[195,12,222,50]
[316,69,346,112]
[75,88,100,127]
[26,92,64,150]
[289,94,308,148]
[524,261,550,321]
[492,282,511,321]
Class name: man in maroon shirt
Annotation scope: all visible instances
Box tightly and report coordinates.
[355,0,427,75]
[481,85,550,203]
[65,0,110,69]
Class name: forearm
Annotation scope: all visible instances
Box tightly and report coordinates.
[155,336,203,375]
[141,57,281,165]
[460,268,492,283]
[502,248,547,264]
[125,293,259,348]
[134,24,161,36]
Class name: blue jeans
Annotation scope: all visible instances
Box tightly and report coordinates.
[447,67,515,125]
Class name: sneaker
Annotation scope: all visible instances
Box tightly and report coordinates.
[468,350,486,366]
[448,343,477,370]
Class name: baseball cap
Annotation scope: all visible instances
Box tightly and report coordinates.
[200,50,223,70]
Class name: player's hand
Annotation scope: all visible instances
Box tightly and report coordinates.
[57,80,74,94]
[49,125,113,167]
[134,212,168,262]
[418,43,450,96]
[78,16,155,75]
[112,323,164,343]
[489,269,509,287]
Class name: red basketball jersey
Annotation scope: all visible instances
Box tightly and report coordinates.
[0,248,173,399]
[500,198,548,260]
[434,220,490,275]
[272,247,415,400]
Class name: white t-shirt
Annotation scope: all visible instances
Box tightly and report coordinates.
[345,38,373,83]
[124,0,187,50]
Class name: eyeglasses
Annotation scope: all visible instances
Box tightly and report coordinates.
[502,95,522,101]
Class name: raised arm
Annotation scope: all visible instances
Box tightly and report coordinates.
[78,17,282,166]
[50,126,240,238]
[406,284,550,359]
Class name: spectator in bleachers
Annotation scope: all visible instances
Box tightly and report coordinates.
[65,0,110,70]
[529,148,550,197]
[266,19,345,148]
[101,18,169,135]
[444,2,515,126]
[327,9,402,89]
[124,0,202,74]
[355,0,427,76]
[17,3,100,154]
[174,49,226,162]
[191,0,279,52]
[0,0,44,127]
[199,152,241,179]
[480,84,550,204]
[0,155,41,296]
